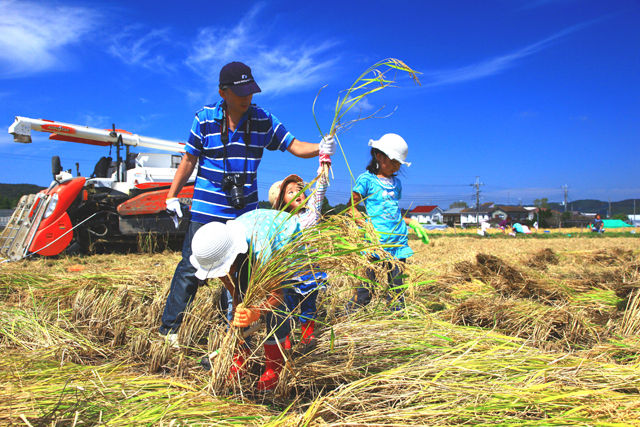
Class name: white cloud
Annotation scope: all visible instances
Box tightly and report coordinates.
[422,22,591,88]
[352,97,374,112]
[76,113,112,129]
[0,0,99,78]
[185,3,339,99]
[108,26,176,73]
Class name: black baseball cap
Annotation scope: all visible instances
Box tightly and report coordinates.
[219,62,262,97]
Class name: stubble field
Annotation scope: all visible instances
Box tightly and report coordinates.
[1,232,639,426]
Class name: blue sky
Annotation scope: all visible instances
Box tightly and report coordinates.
[1,0,638,210]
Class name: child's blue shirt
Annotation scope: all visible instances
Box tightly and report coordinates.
[353,171,413,259]
[235,209,302,264]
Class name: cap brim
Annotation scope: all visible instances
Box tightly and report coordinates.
[228,81,261,97]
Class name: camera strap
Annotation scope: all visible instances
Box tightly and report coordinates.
[220,102,251,183]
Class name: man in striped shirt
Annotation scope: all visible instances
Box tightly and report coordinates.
[159,62,335,339]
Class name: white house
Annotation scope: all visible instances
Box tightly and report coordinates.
[460,203,494,227]
[407,205,443,224]
[492,205,533,222]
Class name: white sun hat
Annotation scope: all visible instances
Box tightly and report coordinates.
[189,220,248,280]
[368,133,411,166]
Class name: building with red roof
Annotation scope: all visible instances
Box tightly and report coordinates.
[407,205,443,224]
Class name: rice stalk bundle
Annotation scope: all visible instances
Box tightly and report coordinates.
[1,267,166,304]
[0,304,108,363]
[127,327,153,361]
[526,247,560,270]
[72,287,137,341]
[0,271,50,290]
[565,247,636,267]
[568,288,621,317]
[475,253,567,302]
[241,211,393,310]
[445,296,603,350]
[288,317,436,390]
[613,262,640,300]
[619,289,640,337]
[584,336,640,364]
[450,254,567,303]
[0,351,274,426]
[314,58,421,140]
[171,283,222,350]
[206,326,244,395]
[284,320,640,426]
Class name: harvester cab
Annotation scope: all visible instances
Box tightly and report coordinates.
[0,116,196,261]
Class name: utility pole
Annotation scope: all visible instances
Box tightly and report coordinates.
[470,176,484,226]
[562,184,569,212]
[609,197,612,218]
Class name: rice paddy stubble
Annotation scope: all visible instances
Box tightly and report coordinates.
[2,236,640,425]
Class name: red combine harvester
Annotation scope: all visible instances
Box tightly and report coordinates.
[0,117,196,261]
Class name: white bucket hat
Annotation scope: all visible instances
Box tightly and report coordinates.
[368,133,411,166]
[189,220,248,280]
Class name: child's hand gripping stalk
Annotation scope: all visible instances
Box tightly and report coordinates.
[231,291,283,328]
[232,305,261,327]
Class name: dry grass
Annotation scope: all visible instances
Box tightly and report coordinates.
[1,236,640,425]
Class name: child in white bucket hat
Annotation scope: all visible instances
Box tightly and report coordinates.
[348,134,429,311]
[190,209,301,392]
[267,153,331,352]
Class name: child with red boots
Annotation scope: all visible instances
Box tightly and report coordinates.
[268,153,332,351]
[191,209,302,391]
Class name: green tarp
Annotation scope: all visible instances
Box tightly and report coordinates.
[602,219,634,228]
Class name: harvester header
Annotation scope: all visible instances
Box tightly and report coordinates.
[9,116,186,153]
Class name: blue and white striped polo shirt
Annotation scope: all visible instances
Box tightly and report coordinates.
[185,100,295,224]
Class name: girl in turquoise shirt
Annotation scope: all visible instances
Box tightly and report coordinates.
[349,134,428,310]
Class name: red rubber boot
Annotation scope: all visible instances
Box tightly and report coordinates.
[300,320,316,346]
[257,342,285,392]
[284,334,292,350]
[228,348,250,380]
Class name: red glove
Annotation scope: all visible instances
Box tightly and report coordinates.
[232,306,260,328]
[319,153,332,166]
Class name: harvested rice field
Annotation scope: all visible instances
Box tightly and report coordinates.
[2,233,640,426]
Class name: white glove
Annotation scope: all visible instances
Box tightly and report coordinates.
[319,134,336,156]
[166,198,183,229]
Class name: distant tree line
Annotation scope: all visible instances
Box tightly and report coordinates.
[0,184,46,209]
[0,195,21,209]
